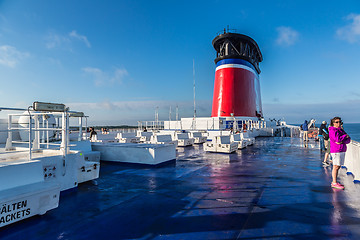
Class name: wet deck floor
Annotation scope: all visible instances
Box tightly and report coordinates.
[1,137,360,239]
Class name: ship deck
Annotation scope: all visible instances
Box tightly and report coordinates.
[2,137,360,239]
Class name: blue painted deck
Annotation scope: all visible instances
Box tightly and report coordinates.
[1,137,360,239]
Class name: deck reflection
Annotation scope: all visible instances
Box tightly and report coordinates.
[1,137,360,239]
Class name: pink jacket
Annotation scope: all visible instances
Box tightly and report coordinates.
[329,126,351,153]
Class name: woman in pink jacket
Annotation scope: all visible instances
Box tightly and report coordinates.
[329,117,351,189]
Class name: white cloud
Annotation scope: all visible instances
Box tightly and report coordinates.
[276,26,299,46]
[69,30,91,48]
[336,14,360,43]
[111,68,128,84]
[0,45,30,68]
[0,14,7,27]
[82,67,108,86]
[66,98,360,125]
[66,99,212,125]
[69,100,194,111]
[82,67,102,75]
[47,57,62,66]
[82,67,128,86]
[45,32,70,49]
[46,30,91,49]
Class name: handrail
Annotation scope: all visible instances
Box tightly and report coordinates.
[1,103,86,163]
[0,107,28,111]
[344,140,360,181]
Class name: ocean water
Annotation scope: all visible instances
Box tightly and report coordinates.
[343,123,360,142]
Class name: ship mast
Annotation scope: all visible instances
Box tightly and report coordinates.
[193,59,196,119]
[192,59,196,130]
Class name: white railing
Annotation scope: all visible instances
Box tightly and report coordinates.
[287,125,301,138]
[160,118,268,131]
[4,112,70,160]
[344,140,360,181]
[138,121,164,131]
[1,106,86,161]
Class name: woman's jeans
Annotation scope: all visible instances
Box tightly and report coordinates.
[319,135,325,151]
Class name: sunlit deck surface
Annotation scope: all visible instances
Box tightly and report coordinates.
[2,137,360,239]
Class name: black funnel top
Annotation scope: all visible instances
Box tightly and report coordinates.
[212,32,262,74]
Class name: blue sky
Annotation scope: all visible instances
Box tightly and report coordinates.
[0,0,360,125]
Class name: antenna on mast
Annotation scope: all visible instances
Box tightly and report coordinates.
[192,59,196,130]
[169,106,172,121]
[193,59,196,119]
[176,105,179,121]
[155,106,159,129]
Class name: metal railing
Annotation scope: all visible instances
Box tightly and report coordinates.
[0,105,86,161]
[344,140,360,181]
[137,121,164,131]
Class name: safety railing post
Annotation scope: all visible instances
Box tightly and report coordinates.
[29,113,32,161]
[61,112,66,156]
[5,115,13,151]
[66,112,69,154]
[78,117,83,141]
[46,119,49,148]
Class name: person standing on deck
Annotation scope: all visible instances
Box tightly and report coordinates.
[319,121,328,151]
[323,137,331,166]
[321,121,331,165]
[329,117,351,189]
[89,127,97,141]
[302,120,309,141]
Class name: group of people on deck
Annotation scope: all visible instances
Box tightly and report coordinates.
[301,120,317,141]
[317,117,351,190]
[301,117,351,190]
